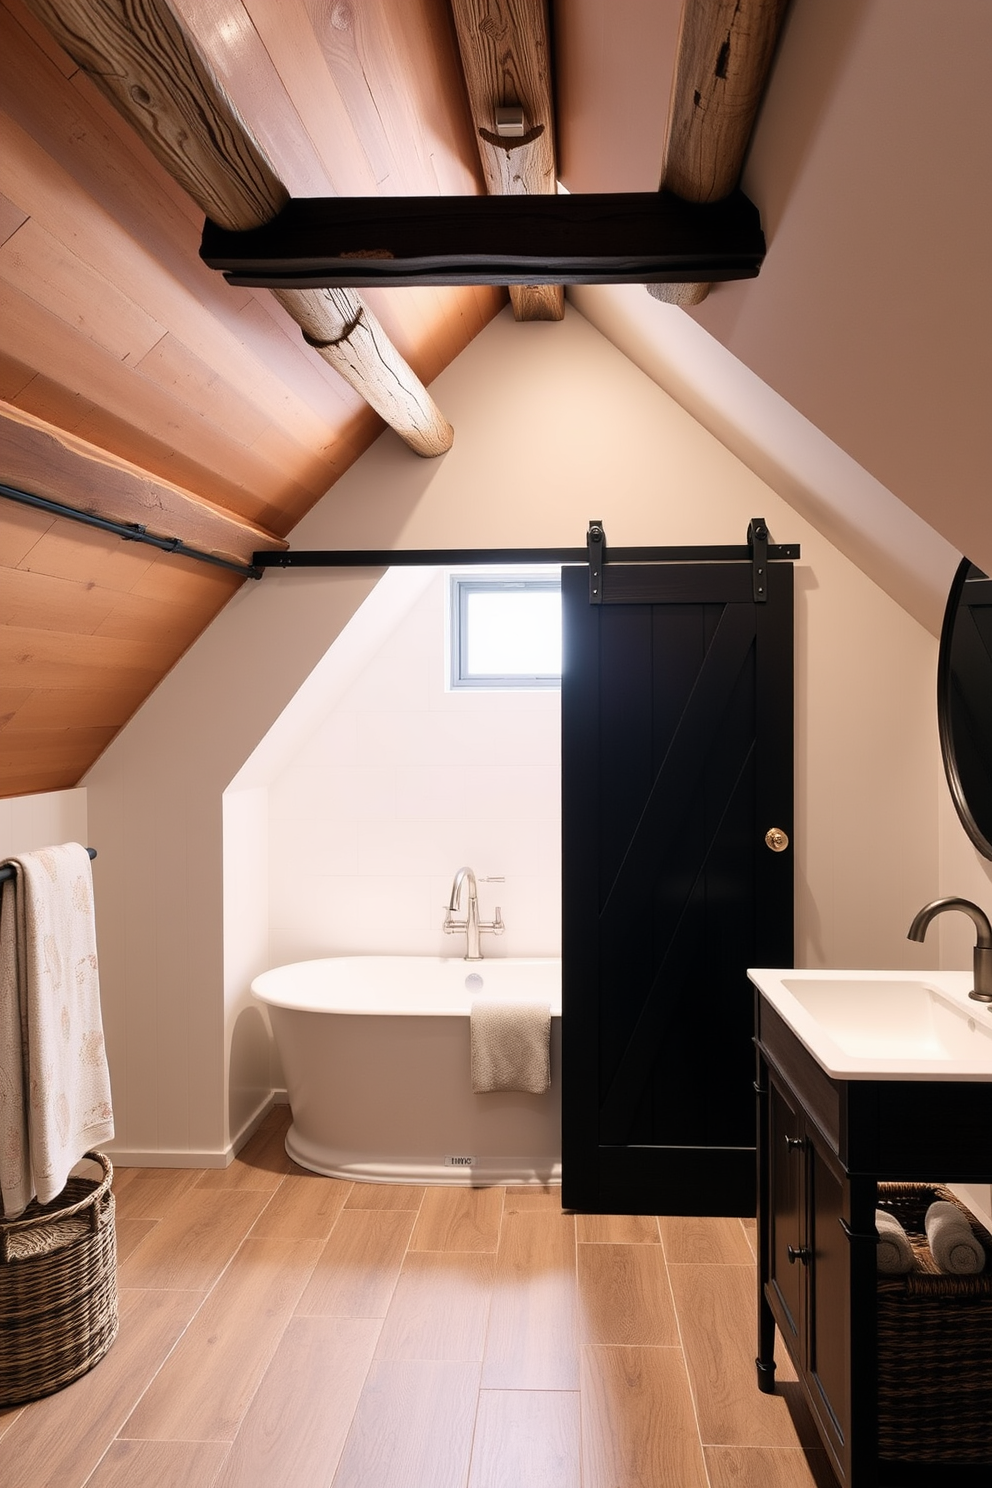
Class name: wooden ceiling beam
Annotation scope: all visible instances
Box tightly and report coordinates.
[449,0,563,322]
[21,0,453,457]
[0,402,286,566]
[650,0,791,307]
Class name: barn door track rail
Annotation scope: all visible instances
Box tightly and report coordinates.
[251,521,798,584]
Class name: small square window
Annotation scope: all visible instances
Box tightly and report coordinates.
[449,573,561,689]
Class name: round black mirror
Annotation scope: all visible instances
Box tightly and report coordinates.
[938,557,992,859]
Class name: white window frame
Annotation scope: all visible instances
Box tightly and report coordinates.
[447,570,562,691]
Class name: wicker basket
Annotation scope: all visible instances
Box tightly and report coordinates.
[875,1182,992,1464]
[0,1152,118,1407]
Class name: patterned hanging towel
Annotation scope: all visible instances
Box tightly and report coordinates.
[0,843,114,1217]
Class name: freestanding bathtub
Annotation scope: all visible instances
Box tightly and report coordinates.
[250,956,562,1186]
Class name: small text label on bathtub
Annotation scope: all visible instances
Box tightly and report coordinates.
[445,1154,476,1167]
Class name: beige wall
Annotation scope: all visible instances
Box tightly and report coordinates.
[83,306,947,1163]
[558,1,992,579]
[698,0,992,577]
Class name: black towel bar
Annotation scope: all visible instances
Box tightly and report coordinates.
[0,847,97,885]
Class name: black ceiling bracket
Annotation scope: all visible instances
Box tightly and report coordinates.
[587,521,606,604]
[748,517,769,603]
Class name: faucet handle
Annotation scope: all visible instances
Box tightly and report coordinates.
[492,907,504,935]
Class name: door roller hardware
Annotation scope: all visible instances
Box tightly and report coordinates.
[765,828,789,853]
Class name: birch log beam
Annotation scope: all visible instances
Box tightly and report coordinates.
[22,0,453,456]
[650,0,791,307]
[450,0,563,322]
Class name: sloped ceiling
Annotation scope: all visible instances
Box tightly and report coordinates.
[0,0,503,795]
[558,0,992,582]
[1,0,989,797]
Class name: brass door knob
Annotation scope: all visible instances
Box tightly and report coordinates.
[765,828,789,853]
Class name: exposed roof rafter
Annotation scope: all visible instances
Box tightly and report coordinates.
[652,0,791,306]
[21,0,454,457]
[449,0,563,322]
[0,401,285,567]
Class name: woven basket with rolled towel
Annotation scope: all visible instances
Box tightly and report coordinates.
[925,1200,987,1275]
[876,1209,916,1274]
[875,1183,992,1463]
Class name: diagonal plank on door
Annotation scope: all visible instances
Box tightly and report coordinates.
[599,601,756,921]
[599,735,756,1141]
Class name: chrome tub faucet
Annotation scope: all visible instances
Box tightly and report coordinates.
[443,866,504,961]
[907,896,992,1003]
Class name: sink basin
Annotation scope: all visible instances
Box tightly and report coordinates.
[748,968,992,1079]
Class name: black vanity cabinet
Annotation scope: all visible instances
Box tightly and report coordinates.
[764,1074,852,1475]
[755,993,992,1488]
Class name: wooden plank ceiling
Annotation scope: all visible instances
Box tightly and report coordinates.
[0,0,783,797]
[0,0,505,795]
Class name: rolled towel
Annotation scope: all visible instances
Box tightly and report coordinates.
[924,1200,986,1275]
[875,1209,916,1274]
[471,998,550,1094]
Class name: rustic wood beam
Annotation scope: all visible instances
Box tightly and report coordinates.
[0,401,286,565]
[21,0,453,457]
[650,0,791,307]
[449,0,563,322]
[199,191,765,288]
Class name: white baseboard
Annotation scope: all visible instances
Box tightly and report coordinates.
[107,1090,289,1169]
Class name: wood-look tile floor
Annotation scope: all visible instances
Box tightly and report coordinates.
[0,1108,836,1488]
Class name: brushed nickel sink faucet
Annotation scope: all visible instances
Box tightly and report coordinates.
[443,866,504,961]
[907,896,992,1003]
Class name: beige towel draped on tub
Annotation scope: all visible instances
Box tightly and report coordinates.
[0,843,114,1218]
[471,998,551,1094]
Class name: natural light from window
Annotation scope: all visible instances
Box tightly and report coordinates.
[449,572,562,689]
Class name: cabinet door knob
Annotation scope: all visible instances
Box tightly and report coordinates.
[787,1245,811,1265]
[765,827,790,852]
[784,1135,806,1152]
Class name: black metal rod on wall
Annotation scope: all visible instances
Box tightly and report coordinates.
[0,847,97,884]
[0,483,263,580]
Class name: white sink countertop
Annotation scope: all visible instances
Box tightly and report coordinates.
[749,967,992,1081]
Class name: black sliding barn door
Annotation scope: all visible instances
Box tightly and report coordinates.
[561,556,794,1216]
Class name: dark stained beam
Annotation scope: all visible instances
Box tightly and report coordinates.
[200,190,765,289]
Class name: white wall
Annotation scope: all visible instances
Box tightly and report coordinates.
[222,786,274,1134]
[267,571,561,967]
[570,282,959,639]
[83,305,946,1163]
[0,788,87,860]
[84,566,385,1163]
